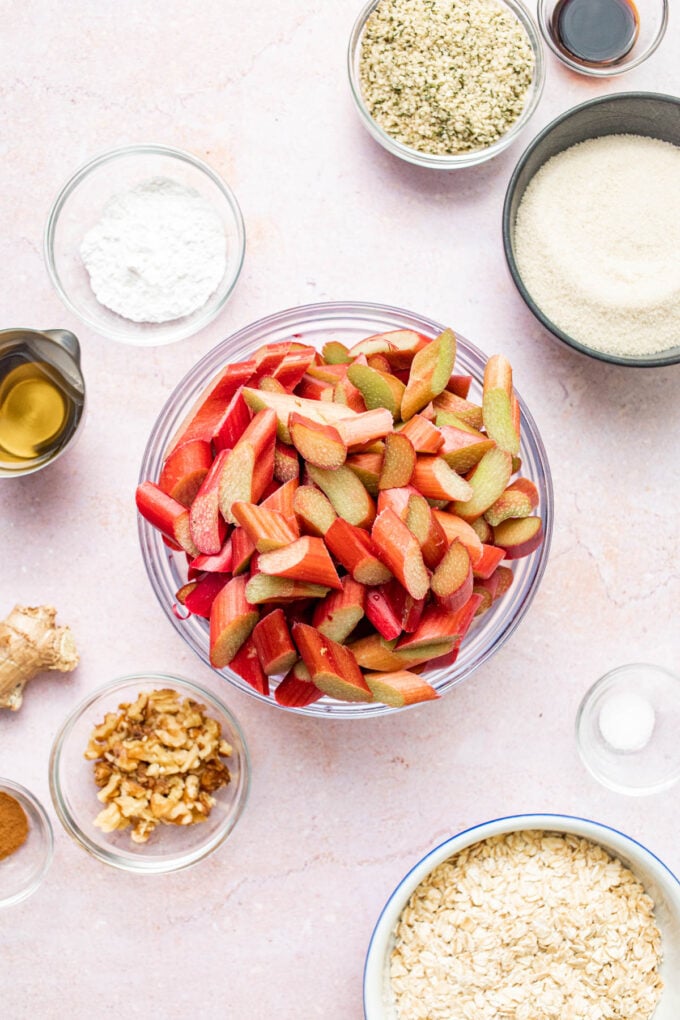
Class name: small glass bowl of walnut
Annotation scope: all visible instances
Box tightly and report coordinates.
[49,674,250,873]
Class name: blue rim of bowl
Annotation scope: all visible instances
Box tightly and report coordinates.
[502,92,680,368]
[137,299,554,718]
[0,777,54,908]
[363,811,680,1017]
[347,0,546,169]
[43,143,246,345]
[48,673,250,873]
[537,0,669,78]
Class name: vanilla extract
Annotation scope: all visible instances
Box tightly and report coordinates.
[551,0,639,67]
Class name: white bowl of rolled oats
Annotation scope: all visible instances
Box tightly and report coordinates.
[49,674,250,873]
[364,814,680,1019]
[348,0,545,169]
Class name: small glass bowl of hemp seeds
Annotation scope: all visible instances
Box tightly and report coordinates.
[348,0,545,169]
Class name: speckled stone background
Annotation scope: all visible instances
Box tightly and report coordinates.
[1,2,678,1017]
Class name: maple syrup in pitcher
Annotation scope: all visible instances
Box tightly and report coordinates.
[551,0,639,67]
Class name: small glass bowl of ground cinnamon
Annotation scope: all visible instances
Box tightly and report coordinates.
[0,779,53,908]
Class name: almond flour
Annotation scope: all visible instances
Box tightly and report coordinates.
[514,134,680,357]
[390,830,663,1020]
[358,0,535,155]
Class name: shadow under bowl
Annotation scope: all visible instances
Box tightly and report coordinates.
[503,92,680,367]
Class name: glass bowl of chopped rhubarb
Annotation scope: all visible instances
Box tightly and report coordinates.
[49,674,250,873]
[347,0,545,169]
[137,301,553,717]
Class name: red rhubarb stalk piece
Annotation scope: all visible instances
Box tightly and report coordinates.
[306,464,376,529]
[312,576,366,643]
[482,354,520,456]
[135,481,199,557]
[364,670,439,708]
[395,600,472,651]
[371,508,429,601]
[446,374,473,398]
[492,516,543,559]
[252,608,298,676]
[376,485,418,520]
[405,493,448,569]
[191,537,234,575]
[261,477,299,518]
[159,440,213,507]
[273,347,317,391]
[293,484,338,537]
[183,572,230,619]
[166,360,255,456]
[217,408,277,524]
[274,670,325,707]
[325,517,392,586]
[257,536,342,590]
[209,575,259,667]
[189,448,231,555]
[378,432,416,490]
[334,408,393,448]
[432,510,484,565]
[231,502,299,553]
[430,539,473,613]
[245,574,330,604]
[472,543,506,580]
[230,636,270,695]
[411,455,473,502]
[289,413,347,470]
[398,414,443,454]
[365,586,403,641]
[231,527,256,574]
[292,623,372,702]
[274,440,300,483]
[212,389,252,453]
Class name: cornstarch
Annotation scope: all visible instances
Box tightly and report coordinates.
[80,177,227,324]
[514,134,680,357]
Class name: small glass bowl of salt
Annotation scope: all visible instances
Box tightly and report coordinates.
[44,145,246,346]
[576,663,680,796]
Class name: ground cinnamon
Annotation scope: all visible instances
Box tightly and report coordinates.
[0,791,29,860]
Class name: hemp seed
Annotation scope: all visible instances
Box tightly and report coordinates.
[358,0,535,156]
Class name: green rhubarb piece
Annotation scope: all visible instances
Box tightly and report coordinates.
[401,329,456,421]
[452,447,513,521]
[307,464,376,528]
[242,387,356,443]
[322,341,351,364]
[347,363,404,420]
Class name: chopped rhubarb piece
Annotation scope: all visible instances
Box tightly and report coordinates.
[433,391,483,429]
[242,387,356,442]
[431,539,473,612]
[483,354,520,456]
[451,447,513,522]
[295,374,334,401]
[258,536,342,590]
[401,328,456,420]
[322,340,351,364]
[470,516,493,544]
[292,623,371,702]
[230,635,270,695]
[345,452,383,497]
[371,508,429,600]
[333,375,367,412]
[245,574,330,604]
[472,543,506,579]
[189,448,231,555]
[191,536,234,574]
[312,576,366,643]
[209,575,259,667]
[307,363,350,384]
[379,433,415,490]
[411,456,473,502]
[258,376,287,394]
[492,516,543,559]
[431,509,484,564]
[374,329,430,369]
[348,635,404,671]
[183,572,230,619]
[395,602,468,651]
[135,481,199,557]
[347,335,392,358]
[376,485,417,520]
[325,517,392,585]
[289,413,347,469]
[346,363,404,420]
[484,478,539,527]
[159,440,213,507]
[175,581,197,606]
[273,347,317,391]
[438,423,495,474]
[250,340,293,381]
[274,441,300,483]
[365,670,439,707]
[165,360,255,456]
[293,484,338,537]
[274,671,325,707]
[493,564,514,599]
[217,408,277,523]
[380,579,425,633]
[261,477,299,518]
[212,389,252,453]
[365,586,403,641]
[334,408,393,448]
[231,527,256,574]
[398,414,443,454]
[307,464,376,529]
[405,493,448,569]
[366,353,393,374]
[471,585,494,616]
[252,609,298,676]
[446,374,473,398]
[232,502,299,553]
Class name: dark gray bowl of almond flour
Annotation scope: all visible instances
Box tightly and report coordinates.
[503,93,680,368]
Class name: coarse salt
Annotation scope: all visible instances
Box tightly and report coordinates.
[598,689,656,752]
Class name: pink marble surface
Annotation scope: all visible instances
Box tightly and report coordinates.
[1,2,679,1017]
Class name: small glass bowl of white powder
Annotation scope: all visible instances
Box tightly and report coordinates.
[44,145,246,346]
[576,663,680,795]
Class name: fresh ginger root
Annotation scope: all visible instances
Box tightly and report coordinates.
[0,605,79,711]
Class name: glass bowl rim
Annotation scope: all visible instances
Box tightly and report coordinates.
[363,811,680,1018]
[536,0,669,78]
[502,91,680,368]
[43,143,246,346]
[48,671,250,873]
[575,661,680,796]
[347,0,546,169]
[0,777,54,908]
[137,298,554,718]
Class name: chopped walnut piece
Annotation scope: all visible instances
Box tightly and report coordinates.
[85,688,232,843]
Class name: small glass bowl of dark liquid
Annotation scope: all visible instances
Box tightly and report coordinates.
[538,0,668,76]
